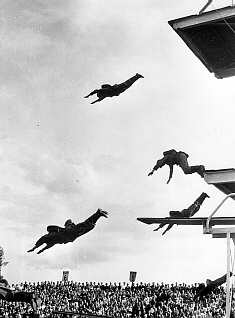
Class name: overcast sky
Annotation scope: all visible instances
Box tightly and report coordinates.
[1,0,235,284]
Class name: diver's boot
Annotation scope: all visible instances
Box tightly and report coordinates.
[196,192,210,205]
[136,73,144,78]
[185,192,210,217]
[98,209,108,218]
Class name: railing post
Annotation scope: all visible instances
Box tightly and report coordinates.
[226,232,231,318]
[206,193,235,232]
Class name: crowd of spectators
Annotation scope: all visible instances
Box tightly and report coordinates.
[0,281,233,318]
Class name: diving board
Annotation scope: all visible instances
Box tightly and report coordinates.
[138,193,235,230]
[169,6,235,79]
[137,217,235,226]
[204,169,235,198]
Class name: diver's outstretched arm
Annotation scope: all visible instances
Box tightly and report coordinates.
[166,165,174,184]
[162,224,174,235]
[153,223,166,232]
[91,97,104,104]
[148,170,154,176]
[84,90,99,98]
[148,157,167,176]
[37,244,54,254]
[27,246,37,253]
[199,0,213,14]
[27,238,44,253]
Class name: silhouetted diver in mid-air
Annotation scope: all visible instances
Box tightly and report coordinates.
[0,275,41,311]
[148,149,205,183]
[194,272,232,300]
[27,209,108,254]
[84,73,144,104]
[154,192,209,235]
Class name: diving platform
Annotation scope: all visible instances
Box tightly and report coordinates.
[137,217,235,226]
[204,169,235,198]
[169,6,235,79]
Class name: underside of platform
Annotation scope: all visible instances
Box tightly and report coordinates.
[169,6,235,79]
[137,217,235,226]
[211,227,235,238]
[212,233,235,238]
[204,169,235,198]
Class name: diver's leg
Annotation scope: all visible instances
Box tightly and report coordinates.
[85,209,108,224]
[148,157,168,176]
[37,243,54,254]
[177,153,192,174]
[169,211,182,218]
[153,223,166,232]
[27,246,37,253]
[210,273,228,287]
[117,75,141,93]
[75,210,108,238]
[84,90,98,98]
[178,153,205,177]
[182,193,209,217]
[190,165,205,178]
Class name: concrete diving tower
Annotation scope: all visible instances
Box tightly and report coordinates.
[169,6,235,79]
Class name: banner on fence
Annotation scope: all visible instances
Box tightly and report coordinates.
[129,271,137,283]
[62,271,69,282]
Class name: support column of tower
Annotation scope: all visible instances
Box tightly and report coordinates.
[226,232,231,318]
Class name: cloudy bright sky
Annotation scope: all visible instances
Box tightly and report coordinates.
[1,0,235,284]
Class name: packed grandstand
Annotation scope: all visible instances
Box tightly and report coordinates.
[0,281,233,318]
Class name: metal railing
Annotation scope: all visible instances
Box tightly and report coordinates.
[206,193,235,232]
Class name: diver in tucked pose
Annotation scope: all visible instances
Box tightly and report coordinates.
[0,275,41,311]
[154,192,209,235]
[148,149,205,183]
[84,73,144,104]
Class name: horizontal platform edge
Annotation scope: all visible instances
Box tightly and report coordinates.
[169,6,235,29]
[137,217,235,225]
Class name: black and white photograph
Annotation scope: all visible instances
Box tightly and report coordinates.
[1,0,235,317]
